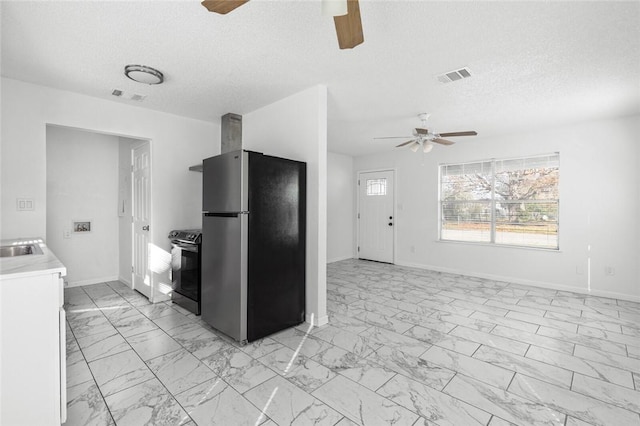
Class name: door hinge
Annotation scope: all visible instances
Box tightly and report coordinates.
[357,213,360,219]
[131,266,134,273]
[357,246,360,252]
[358,179,360,186]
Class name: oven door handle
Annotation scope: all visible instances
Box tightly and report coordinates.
[171,242,199,253]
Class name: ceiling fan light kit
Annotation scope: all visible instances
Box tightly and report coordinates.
[374,113,478,154]
[322,0,348,17]
[201,0,364,50]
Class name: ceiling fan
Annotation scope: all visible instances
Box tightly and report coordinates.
[375,113,478,153]
[201,0,364,49]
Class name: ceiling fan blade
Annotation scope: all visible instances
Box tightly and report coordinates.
[333,0,364,49]
[432,138,455,146]
[415,128,429,135]
[396,139,416,147]
[409,141,421,152]
[201,0,249,14]
[374,136,414,140]
[438,131,477,137]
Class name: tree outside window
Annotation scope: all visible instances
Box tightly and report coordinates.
[440,154,559,249]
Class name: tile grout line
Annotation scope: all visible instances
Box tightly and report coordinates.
[78,284,200,425]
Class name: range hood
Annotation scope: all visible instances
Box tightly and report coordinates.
[189,113,242,172]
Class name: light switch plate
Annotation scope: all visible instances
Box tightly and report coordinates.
[17,198,35,211]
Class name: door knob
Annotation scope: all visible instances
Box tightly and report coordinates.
[142,225,150,231]
[389,216,393,220]
[388,222,393,226]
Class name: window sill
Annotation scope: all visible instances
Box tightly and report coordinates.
[436,239,561,253]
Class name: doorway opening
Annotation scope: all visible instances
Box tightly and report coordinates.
[45,125,151,299]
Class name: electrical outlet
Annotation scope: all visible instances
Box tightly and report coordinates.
[63,230,71,239]
[605,266,615,276]
[16,198,34,211]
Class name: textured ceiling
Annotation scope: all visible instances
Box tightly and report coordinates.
[2,1,639,156]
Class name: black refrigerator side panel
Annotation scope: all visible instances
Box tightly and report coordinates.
[247,153,306,342]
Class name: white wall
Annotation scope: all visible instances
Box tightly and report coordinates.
[1,78,217,300]
[46,126,120,285]
[354,115,640,301]
[327,152,354,263]
[243,85,329,326]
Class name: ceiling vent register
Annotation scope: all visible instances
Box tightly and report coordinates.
[111,89,146,102]
[436,67,472,84]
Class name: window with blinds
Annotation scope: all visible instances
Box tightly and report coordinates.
[439,153,559,249]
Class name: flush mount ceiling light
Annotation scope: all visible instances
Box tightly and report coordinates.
[124,65,164,85]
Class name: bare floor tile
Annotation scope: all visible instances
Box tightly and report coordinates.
[203,346,277,393]
[378,374,491,425]
[65,266,640,426]
[312,375,419,425]
[508,373,640,426]
[443,375,566,425]
[88,350,154,396]
[146,348,217,395]
[175,379,266,426]
[258,346,336,392]
[525,345,634,388]
[65,379,114,426]
[105,378,190,426]
[245,376,343,425]
[312,345,396,391]
[420,345,514,389]
[76,330,129,362]
[126,328,182,361]
[473,345,573,388]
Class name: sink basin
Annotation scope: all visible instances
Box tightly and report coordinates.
[0,244,44,257]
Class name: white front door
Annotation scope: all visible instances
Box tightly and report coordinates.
[132,143,151,299]
[358,170,395,263]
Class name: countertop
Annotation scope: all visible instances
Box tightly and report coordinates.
[0,238,67,280]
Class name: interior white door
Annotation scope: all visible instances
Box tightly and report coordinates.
[358,170,395,263]
[132,142,151,299]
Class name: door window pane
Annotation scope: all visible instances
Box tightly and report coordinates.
[366,178,387,196]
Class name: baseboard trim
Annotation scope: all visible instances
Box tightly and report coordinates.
[394,261,640,303]
[118,275,132,286]
[65,275,119,288]
[305,313,329,327]
[327,255,354,264]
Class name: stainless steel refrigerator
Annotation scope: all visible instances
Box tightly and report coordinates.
[201,150,306,343]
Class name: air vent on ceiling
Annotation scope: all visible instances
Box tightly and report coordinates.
[436,67,472,84]
[111,89,146,102]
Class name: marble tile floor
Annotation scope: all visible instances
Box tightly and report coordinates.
[63,259,640,426]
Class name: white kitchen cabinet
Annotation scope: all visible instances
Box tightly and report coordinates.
[0,239,67,425]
